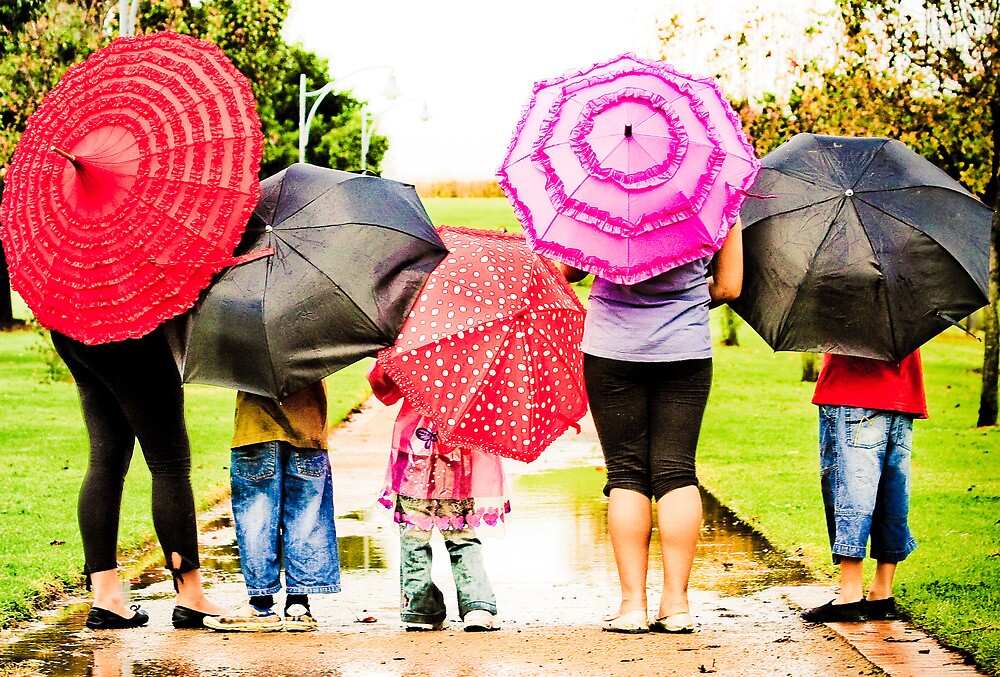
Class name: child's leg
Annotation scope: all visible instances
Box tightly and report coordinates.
[398,497,447,626]
[868,561,897,601]
[837,557,865,604]
[869,413,916,593]
[439,500,496,619]
[280,445,341,603]
[230,442,285,598]
[819,407,888,582]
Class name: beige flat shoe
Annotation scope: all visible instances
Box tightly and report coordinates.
[602,609,649,634]
[649,612,694,633]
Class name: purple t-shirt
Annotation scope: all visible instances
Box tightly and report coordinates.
[582,259,712,362]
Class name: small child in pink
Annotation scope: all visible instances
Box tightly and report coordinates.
[367,362,508,632]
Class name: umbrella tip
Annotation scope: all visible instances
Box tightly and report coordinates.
[50,145,77,164]
[624,124,632,138]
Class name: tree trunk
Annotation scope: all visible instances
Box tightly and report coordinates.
[801,353,821,383]
[976,207,999,427]
[721,306,740,346]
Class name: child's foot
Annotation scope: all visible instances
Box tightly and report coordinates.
[203,603,284,632]
[284,604,318,632]
[463,609,498,632]
[801,598,866,623]
[863,597,897,620]
[405,620,445,631]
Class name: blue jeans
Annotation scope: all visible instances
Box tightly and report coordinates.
[819,406,917,563]
[231,441,341,595]
[397,496,496,624]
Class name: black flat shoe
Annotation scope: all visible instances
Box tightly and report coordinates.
[172,605,218,629]
[863,597,897,620]
[801,599,866,623]
[86,604,149,630]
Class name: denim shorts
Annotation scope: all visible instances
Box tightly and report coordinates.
[818,406,917,563]
[230,441,341,595]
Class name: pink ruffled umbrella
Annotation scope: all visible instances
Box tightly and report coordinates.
[497,53,760,285]
[376,226,587,463]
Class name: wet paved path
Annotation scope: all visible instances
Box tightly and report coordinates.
[0,398,985,676]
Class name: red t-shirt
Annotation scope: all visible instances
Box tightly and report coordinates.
[811,351,928,418]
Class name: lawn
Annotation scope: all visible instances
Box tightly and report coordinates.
[1,196,997,673]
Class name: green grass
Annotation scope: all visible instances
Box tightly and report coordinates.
[422,196,522,233]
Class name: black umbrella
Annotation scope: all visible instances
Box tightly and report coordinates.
[731,133,990,362]
[168,163,448,399]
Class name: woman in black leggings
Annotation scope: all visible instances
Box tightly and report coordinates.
[52,328,226,629]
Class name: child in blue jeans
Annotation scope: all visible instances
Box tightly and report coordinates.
[205,382,340,632]
[801,351,926,623]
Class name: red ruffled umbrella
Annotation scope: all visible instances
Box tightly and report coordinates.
[0,31,263,344]
[376,226,588,463]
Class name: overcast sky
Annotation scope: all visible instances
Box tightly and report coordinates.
[283,1,826,184]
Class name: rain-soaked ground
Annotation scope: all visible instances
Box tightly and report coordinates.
[0,400,983,676]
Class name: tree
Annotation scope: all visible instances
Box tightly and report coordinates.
[827,0,1000,426]
[660,3,999,422]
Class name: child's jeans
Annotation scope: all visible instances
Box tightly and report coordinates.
[397,496,496,625]
[231,441,341,595]
[818,406,917,564]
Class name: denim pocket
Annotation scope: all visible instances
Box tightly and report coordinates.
[292,450,330,478]
[845,408,888,449]
[232,442,278,481]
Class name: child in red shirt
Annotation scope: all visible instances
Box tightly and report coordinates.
[801,351,927,623]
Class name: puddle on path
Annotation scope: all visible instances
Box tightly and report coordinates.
[0,464,810,676]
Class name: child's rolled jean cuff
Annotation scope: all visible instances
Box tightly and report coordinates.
[832,540,917,564]
[401,610,448,625]
[461,601,497,617]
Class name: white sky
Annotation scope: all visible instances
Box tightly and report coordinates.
[283,1,829,183]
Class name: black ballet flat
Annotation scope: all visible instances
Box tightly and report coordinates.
[86,604,149,630]
[171,605,218,629]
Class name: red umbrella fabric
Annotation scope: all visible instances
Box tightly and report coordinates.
[0,31,263,344]
[376,226,588,463]
[497,53,759,285]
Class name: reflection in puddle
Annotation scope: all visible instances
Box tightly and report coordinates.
[338,534,387,571]
[0,466,810,675]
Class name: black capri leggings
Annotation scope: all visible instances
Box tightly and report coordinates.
[584,354,712,500]
[51,328,200,575]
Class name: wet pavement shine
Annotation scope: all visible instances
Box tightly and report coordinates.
[0,398,984,676]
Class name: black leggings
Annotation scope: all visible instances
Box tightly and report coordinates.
[51,329,200,575]
[584,354,712,500]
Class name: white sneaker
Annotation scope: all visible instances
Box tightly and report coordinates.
[283,604,317,632]
[463,609,498,632]
[405,620,445,631]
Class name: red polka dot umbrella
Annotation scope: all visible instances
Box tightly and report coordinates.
[376,226,588,463]
[0,31,263,345]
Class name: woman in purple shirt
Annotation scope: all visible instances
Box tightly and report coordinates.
[560,224,742,634]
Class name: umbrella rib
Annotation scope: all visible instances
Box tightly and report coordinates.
[275,234,387,339]
[258,248,284,397]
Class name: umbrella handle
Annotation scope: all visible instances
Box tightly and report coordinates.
[222,247,276,268]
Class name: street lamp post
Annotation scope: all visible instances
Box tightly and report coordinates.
[298,66,399,164]
[359,98,430,173]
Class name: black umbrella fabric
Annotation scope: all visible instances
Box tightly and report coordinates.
[170,164,448,399]
[732,133,990,362]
